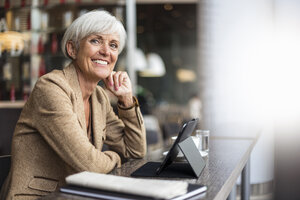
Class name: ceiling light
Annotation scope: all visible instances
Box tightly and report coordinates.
[139,53,166,77]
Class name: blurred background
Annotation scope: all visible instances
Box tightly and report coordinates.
[1,0,300,199]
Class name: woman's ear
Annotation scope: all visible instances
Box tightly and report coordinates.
[66,41,77,59]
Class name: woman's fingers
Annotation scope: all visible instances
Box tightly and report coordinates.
[118,72,126,87]
[113,71,122,90]
[105,71,131,95]
[107,71,115,87]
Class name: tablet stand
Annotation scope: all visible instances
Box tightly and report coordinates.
[178,136,206,177]
[131,136,206,178]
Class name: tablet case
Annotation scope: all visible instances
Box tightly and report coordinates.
[131,162,196,178]
[178,137,206,177]
[131,137,206,178]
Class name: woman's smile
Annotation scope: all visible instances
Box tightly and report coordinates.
[92,59,109,65]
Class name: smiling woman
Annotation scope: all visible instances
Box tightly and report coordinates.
[0,10,146,200]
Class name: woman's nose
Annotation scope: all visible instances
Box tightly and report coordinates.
[99,43,109,56]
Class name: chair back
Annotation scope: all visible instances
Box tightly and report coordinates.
[143,115,163,151]
[0,155,11,189]
[0,108,22,155]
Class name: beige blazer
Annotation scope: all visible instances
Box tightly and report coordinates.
[0,64,146,200]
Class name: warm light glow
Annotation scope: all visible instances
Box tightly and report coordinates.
[176,69,196,82]
[164,4,173,11]
[0,31,25,55]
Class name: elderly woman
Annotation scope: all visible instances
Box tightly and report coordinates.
[0,10,146,199]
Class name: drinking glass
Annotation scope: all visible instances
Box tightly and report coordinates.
[196,130,210,153]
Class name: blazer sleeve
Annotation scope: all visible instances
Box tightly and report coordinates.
[30,76,121,174]
[100,89,147,159]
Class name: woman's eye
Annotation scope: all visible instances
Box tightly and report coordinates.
[110,43,118,49]
[90,39,100,44]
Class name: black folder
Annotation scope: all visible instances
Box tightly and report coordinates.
[131,161,195,178]
[60,183,207,200]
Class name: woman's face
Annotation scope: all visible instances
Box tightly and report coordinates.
[74,33,119,81]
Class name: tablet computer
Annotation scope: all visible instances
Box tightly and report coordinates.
[156,118,199,175]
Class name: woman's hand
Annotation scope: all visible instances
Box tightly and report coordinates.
[104,71,133,107]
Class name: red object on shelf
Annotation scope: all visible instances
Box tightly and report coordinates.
[4,0,10,10]
[38,36,44,54]
[60,0,65,4]
[27,12,31,30]
[75,0,81,3]
[44,0,48,6]
[51,33,58,54]
[23,84,30,101]
[39,58,46,77]
[10,84,15,102]
[21,0,26,7]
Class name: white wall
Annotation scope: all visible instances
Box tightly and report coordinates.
[198,0,274,184]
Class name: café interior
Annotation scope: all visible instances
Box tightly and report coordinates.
[1,0,300,200]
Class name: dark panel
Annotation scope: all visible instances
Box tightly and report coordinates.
[0,108,22,155]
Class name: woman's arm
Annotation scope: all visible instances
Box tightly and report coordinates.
[31,75,121,173]
[101,90,147,159]
[102,71,147,159]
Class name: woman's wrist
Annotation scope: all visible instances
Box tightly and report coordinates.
[118,94,134,108]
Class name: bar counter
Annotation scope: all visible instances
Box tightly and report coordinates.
[41,134,258,200]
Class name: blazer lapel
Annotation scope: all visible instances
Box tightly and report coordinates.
[63,64,87,135]
[91,91,104,149]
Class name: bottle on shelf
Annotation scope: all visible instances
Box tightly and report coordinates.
[21,0,26,7]
[27,12,31,30]
[44,0,49,6]
[4,0,10,10]
[38,57,46,77]
[10,84,15,102]
[51,33,58,54]
[23,84,30,101]
[38,35,44,54]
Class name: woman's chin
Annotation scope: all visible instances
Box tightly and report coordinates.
[95,73,109,81]
[94,70,111,80]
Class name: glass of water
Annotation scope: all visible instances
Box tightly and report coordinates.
[196,130,210,153]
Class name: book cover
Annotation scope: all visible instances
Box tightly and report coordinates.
[60,183,207,200]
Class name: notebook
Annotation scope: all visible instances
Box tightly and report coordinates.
[60,171,207,200]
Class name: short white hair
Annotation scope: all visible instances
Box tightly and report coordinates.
[61,10,126,58]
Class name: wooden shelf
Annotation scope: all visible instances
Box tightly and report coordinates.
[0,100,25,108]
[0,0,126,10]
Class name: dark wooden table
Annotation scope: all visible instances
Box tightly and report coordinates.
[41,135,258,200]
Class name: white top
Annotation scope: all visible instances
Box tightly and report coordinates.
[66,171,188,199]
